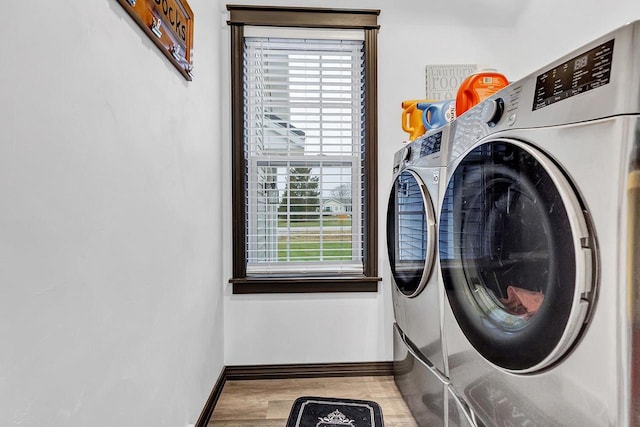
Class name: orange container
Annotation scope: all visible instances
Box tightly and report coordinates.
[455,71,509,116]
[401,99,434,141]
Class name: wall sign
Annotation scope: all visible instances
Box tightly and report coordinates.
[116,0,194,80]
[425,64,478,100]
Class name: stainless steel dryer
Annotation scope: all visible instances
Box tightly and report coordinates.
[439,21,640,426]
[387,126,450,425]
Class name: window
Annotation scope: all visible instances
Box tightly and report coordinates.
[228,6,380,293]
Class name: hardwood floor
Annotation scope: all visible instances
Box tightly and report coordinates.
[209,376,418,426]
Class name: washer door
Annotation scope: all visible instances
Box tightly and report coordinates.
[439,139,595,373]
[387,169,437,297]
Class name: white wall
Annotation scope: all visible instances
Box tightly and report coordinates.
[222,0,521,365]
[0,1,224,426]
[509,0,640,80]
[222,0,640,366]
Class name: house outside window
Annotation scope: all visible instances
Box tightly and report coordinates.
[227,5,380,293]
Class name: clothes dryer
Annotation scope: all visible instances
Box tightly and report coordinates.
[439,21,640,426]
[439,22,640,426]
[388,126,450,425]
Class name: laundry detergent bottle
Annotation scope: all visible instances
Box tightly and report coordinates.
[401,99,433,141]
[455,70,509,117]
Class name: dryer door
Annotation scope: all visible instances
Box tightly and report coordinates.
[387,169,437,297]
[439,138,596,373]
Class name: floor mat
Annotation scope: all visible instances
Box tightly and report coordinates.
[286,396,384,427]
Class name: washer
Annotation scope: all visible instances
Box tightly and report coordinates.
[388,126,450,425]
[440,21,640,426]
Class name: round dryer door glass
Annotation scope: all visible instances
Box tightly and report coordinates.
[439,139,594,372]
[387,169,436,297]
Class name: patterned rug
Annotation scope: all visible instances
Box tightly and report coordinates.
[285,396,384,427]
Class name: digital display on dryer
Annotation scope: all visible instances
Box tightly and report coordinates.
[419,131,442,157]
[533,39,614,110]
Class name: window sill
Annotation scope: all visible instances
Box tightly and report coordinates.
[230,276,382,294]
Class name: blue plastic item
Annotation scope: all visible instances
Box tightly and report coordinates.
[417,99,456,129]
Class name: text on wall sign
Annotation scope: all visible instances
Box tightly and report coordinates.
[117,0,194,81]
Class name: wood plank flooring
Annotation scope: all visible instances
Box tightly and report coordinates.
[209,376,418,426]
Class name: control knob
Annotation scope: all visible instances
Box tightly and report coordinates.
[403,145,412,163]
[484,97,505,127]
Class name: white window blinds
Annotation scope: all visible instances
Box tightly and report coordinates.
[243,32,366,275]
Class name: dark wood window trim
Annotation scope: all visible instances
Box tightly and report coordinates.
[226,5,380,29]
[230,276,382,294]
[227,5,380,294]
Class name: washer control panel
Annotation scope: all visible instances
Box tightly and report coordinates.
[533,39,614,111]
